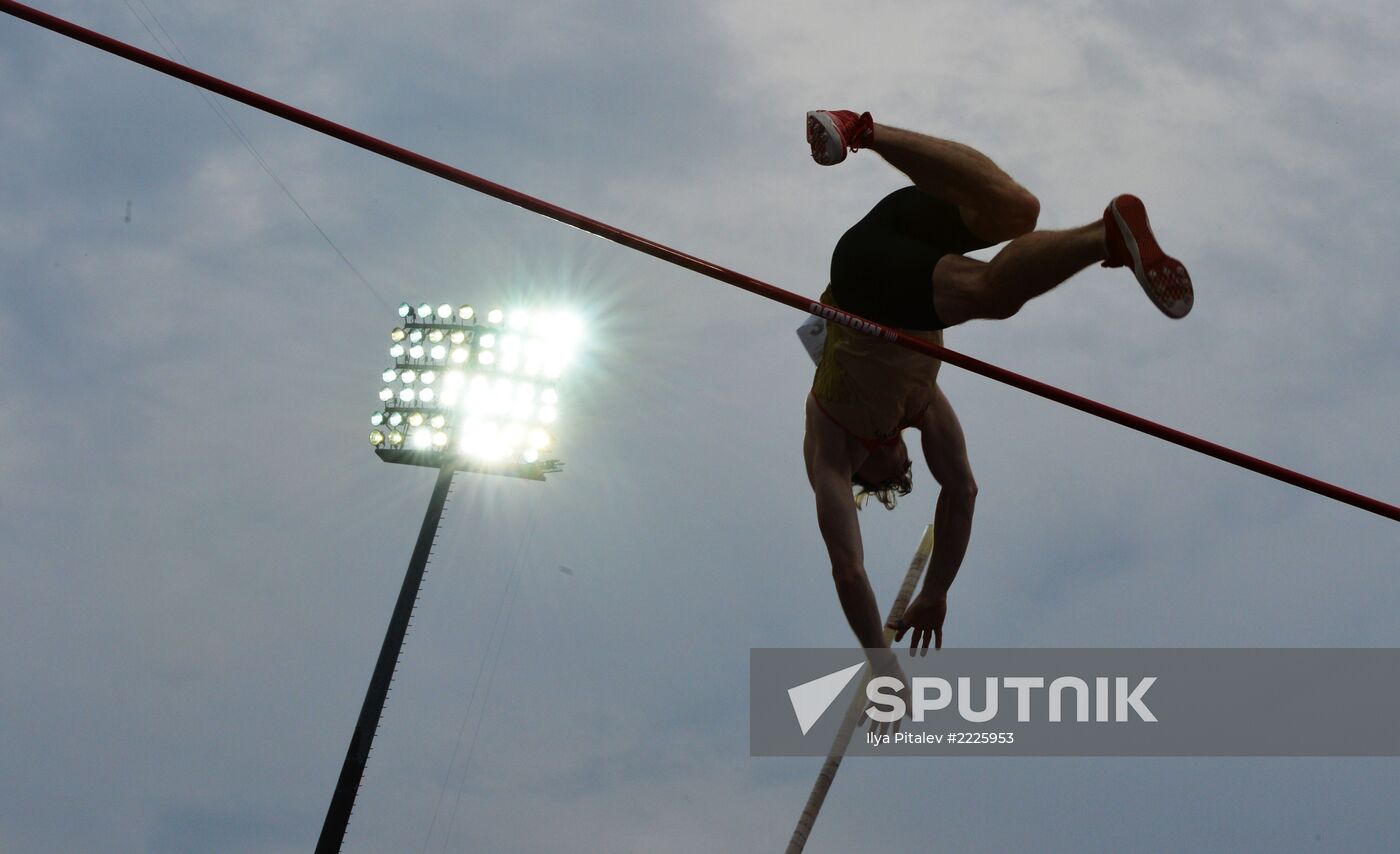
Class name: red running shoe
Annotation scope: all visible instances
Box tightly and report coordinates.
[806,109,875,166]
[1103,194,1194,319]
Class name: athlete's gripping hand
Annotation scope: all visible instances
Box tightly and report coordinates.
[864,647,912,738]
[891,593,946,655]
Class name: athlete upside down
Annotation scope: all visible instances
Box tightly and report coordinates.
[802,109,1193,656]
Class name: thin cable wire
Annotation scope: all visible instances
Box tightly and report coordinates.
[441,495,541,853]
[417,497,537,854]
[3,0,1396,522]
[119,0,391,311]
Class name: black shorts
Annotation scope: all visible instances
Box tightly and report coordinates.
[829,186,994,330]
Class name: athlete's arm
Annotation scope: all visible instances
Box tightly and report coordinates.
[804,396,887,650]
[893,386,977,653]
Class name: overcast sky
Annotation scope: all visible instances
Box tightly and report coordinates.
[2,1,1399,852]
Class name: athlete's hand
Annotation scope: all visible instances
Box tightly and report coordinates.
[864,648,911,738]
[890,593,946,655]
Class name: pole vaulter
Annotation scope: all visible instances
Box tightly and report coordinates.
[2,0,1396,523]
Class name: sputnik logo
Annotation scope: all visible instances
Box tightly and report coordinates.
[787,662,866,735]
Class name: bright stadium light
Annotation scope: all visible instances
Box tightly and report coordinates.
[368,299,577,477]
[336,298,581,845]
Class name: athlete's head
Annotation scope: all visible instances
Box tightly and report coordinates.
[852,440,913,510]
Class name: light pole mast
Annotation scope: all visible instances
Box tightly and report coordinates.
[317,464,456,854]
[317,301,579,853]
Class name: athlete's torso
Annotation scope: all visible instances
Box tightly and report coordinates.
[810,286,943,443]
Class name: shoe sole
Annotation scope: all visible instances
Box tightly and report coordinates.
[1110,196,1193,319]
[806,111,846,166]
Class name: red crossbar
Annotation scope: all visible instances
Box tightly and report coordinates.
[3,0,1395,522]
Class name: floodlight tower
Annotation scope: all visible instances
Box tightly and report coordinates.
[316,301,580,854]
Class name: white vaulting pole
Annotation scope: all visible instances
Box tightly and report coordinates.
[785,524,936,853]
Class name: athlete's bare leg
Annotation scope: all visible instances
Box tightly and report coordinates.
[934,222,1108,325]
[865,123,1040,243]
[808,110,1192,320]
[864,124,1112,324]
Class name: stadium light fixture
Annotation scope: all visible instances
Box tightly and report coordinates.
[320,299,580,853]
[368,301,582,479]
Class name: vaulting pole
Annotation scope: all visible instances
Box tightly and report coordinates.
[785,524,936,853]
[3,0,1396,522]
